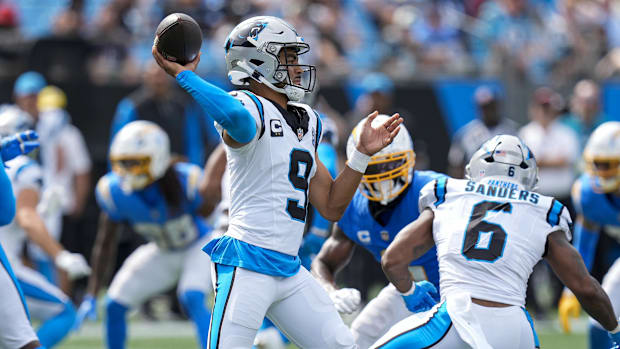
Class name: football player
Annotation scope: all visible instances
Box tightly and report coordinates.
[372,135,620,348]
[559,121,620,348]
[0,107,43,349]
[255,114,341,349]
[311,114,444,348]
[152,15,402,348]
[0,106,90,348]
[76,121,214,349]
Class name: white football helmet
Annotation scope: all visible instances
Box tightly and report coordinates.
[347,114,415,205]
[583,121,620,193]
[109,121,170,192]
[0,104,34,137]
[466,135,539,191]
[224,16,316,102]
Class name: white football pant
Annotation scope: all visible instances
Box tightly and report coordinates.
[208,263,356,349]
[108,234,213,307]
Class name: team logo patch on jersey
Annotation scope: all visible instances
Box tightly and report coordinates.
[270,119,283,137]
[297,127,304,141]
[380,230,390,241]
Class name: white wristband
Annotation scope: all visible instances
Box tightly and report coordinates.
[347,148,371,174]
[611,321,620,334]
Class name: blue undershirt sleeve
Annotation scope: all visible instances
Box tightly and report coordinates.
[572,220,599,271]
[0,158,15,225]
[176,71,256,144]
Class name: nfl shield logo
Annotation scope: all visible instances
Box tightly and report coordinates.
[380,230,390,241]
[297,128,304,141]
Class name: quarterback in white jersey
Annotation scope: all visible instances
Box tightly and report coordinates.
[373,135,620,348]
[153,15,402,348]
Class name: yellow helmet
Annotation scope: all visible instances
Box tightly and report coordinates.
[583,121,620,193]
[347,114,415,204]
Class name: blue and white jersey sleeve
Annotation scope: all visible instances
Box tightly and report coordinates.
[8,158,43,195]
[418,177,448,213]
[213,91,265,150]
[573,175,620,227]
[544,198,572,241]
[95,174,123,222]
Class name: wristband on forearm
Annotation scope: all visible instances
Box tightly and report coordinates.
[347,148,371,174]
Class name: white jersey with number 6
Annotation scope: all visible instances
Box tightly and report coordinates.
[419,176,572,307]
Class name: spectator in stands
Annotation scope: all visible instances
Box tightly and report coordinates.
[448,85,517,178]
[27,7,93,82]
[563,79,608,152]
[409,1,470,76]
[519,86,579,203]
[110,62,219,166]
[89,1,139,85]
[0,3,28,79]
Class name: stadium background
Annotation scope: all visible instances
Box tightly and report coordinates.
[2,0,620,348]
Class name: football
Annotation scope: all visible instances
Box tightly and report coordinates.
[154,13,202,65]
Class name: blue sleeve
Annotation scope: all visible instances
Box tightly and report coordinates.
[176,71,256,143]
[177,163,203,212]
[110,98,138,142]
[95,177,124,222]
[572,220,599,271]
[0,158,15,226]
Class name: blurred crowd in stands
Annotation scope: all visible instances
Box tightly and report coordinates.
[1,0,620,87]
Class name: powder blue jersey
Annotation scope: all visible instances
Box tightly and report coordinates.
[337,170,446,287]
[572,173,620,269]
[95,162,210,250]
[573,174,620,229]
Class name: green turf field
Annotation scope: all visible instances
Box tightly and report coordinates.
[56,317,589,349]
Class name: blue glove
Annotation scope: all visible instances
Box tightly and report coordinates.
[401,280,440,313]
[0,131,39,163]
[299,232,327,269]
[610,331,620,349]
[74,294,97,330]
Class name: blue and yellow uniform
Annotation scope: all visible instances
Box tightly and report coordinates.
[569,173,620,349]
[95,162,213,349]
[96,162,210,248]
[338,170,446,287]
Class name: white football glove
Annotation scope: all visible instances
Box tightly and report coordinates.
[55,250,91,279]
[329,288,361,314]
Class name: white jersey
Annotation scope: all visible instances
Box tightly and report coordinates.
[0,155,43,263]
[419,177,572,307]
[216,91,323,256]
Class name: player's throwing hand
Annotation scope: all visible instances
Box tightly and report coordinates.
[356,111,402,156]
[151,45,201,78]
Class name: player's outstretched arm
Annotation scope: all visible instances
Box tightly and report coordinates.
[311,224,356,293]
[85,212,121,297]
[16,188,91,279]
[75,213,121,330]
[152,47,256,146]
[545,230,618,331]
[0,158,15,225]
[382,209,435,293]
[198,143,227,217]
[309,112,402,221]
[311,223,361,313]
